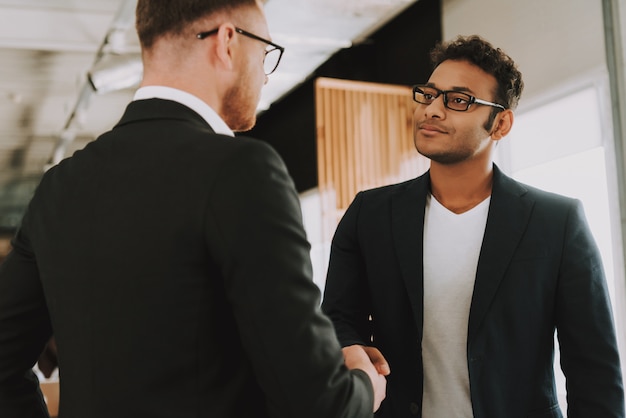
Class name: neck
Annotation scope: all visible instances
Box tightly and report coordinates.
[140,42,223,115]
[429,161,494,214]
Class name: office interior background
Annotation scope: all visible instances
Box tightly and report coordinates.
[0,0,625,414]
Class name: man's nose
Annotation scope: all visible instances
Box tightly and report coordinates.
[423,94,446,118]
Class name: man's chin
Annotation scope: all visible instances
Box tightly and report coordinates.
[230,117,256,133]
[416,149,463,165]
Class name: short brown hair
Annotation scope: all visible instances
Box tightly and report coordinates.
[430,35,524,110]
[136,0,259,49]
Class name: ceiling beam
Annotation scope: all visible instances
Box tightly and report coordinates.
[0,6,117,52]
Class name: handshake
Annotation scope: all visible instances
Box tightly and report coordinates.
[342,344,390,412]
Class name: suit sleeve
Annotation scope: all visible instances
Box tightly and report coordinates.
[0,219,53,417]
[555,200,625,417]
[203,141,374,418]
[321,192,373,347]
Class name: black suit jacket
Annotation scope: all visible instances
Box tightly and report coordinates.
[0,99,374,418]
[322,166,624,418]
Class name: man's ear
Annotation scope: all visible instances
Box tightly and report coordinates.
[491,109,514,141]
[213,23,237,71]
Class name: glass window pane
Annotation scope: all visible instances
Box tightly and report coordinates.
[507,85,624,411]
[509,87,603,172]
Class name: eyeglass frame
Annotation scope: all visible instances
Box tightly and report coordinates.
[196,27,285,75]
[412,84,506,112]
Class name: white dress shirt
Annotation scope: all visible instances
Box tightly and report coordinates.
[133,86,234,137]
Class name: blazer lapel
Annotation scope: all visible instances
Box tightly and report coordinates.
[467,165,534,344]
[391,171,430,341]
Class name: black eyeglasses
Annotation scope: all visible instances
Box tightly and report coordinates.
[197,27,284,76]
[413,84,506,112]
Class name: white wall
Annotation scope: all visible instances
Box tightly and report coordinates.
[299,189,329,293]
[441,0,606,100]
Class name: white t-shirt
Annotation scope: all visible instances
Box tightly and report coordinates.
[421,194,490,418]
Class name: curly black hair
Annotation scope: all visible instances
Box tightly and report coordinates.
[430,35,524,111]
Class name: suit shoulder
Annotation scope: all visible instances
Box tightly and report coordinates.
[495,168,580,209]
[358,175,422,200]
[230,135,280,155]
[168,132,284,170]
[500,177,584,223]
[517,180,580,207]
[221,137,286,171]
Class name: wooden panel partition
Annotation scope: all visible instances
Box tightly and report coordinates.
[315,77,430,241]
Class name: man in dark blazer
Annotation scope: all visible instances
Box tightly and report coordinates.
[0,1,387,417]
[322,35,624,417]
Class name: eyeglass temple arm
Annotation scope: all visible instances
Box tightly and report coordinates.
[473,98,505,110]
[197,29,219,39]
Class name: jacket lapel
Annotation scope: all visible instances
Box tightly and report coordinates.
[467,165,534,344]
[391,171,431,341]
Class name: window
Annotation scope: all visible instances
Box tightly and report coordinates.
[500,83,626,408]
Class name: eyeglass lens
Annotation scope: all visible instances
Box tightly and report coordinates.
[263,48,281,75]
[414,87,472,111]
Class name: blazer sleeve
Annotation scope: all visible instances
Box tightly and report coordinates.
[321,192,373,347]
[203,141,374,418]
[0,219,53,417]
[555,200,624,417]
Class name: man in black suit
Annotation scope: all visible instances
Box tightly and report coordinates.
[322,35,624,417]
[0,1,387,417]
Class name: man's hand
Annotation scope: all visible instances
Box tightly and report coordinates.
[342,344,390,412]
[361,346,391,376]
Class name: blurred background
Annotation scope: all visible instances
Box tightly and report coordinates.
[1,1,625,414]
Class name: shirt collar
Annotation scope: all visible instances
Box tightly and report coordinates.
[133,86,234,137]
